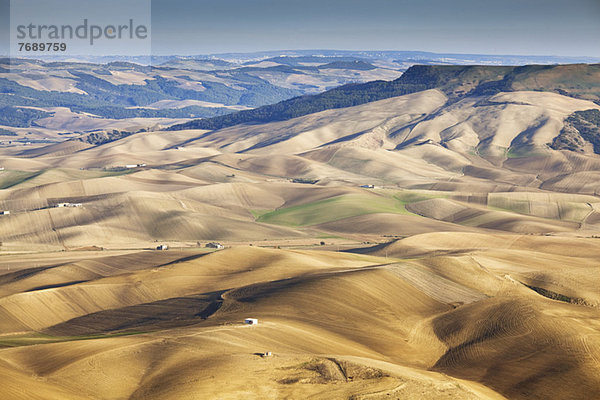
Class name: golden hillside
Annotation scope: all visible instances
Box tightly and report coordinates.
[1,77,600,399]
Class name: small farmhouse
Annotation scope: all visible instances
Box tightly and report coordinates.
[55,203,82,208]
[124,163,146,169]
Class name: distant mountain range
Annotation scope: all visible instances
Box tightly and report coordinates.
[10,49,600,66]
[0,53,404,140]
[1,51,599,145]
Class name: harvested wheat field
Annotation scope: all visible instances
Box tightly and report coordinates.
[0,240,598,400]
[1,63,600,399]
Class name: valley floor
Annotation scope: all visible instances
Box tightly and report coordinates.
[0,234,598,400]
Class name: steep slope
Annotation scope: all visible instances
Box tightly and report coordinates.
[170,87,600,190]
[169,64,600,132]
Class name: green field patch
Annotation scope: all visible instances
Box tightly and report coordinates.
[0,170,44,189]
[488,197,531,215]
[393,190,446,203]
[97,168,139,178]
[251,209,273,219]
[506,146,547,159]
[256,194,411,227]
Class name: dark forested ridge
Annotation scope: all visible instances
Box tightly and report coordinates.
[0,54,408,129]
[167,77,430,131]
[0,106,52,127]
[169,64,600,132]
[551,109,600,154]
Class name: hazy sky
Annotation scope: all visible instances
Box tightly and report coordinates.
[2,0,599,57]
[149,0,600,57]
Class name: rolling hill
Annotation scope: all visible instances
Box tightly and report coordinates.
[0,54,404,144]
[169,64,600,132]
[1,63,600,399]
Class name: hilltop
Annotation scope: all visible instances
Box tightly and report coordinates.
[169,64,600,131]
